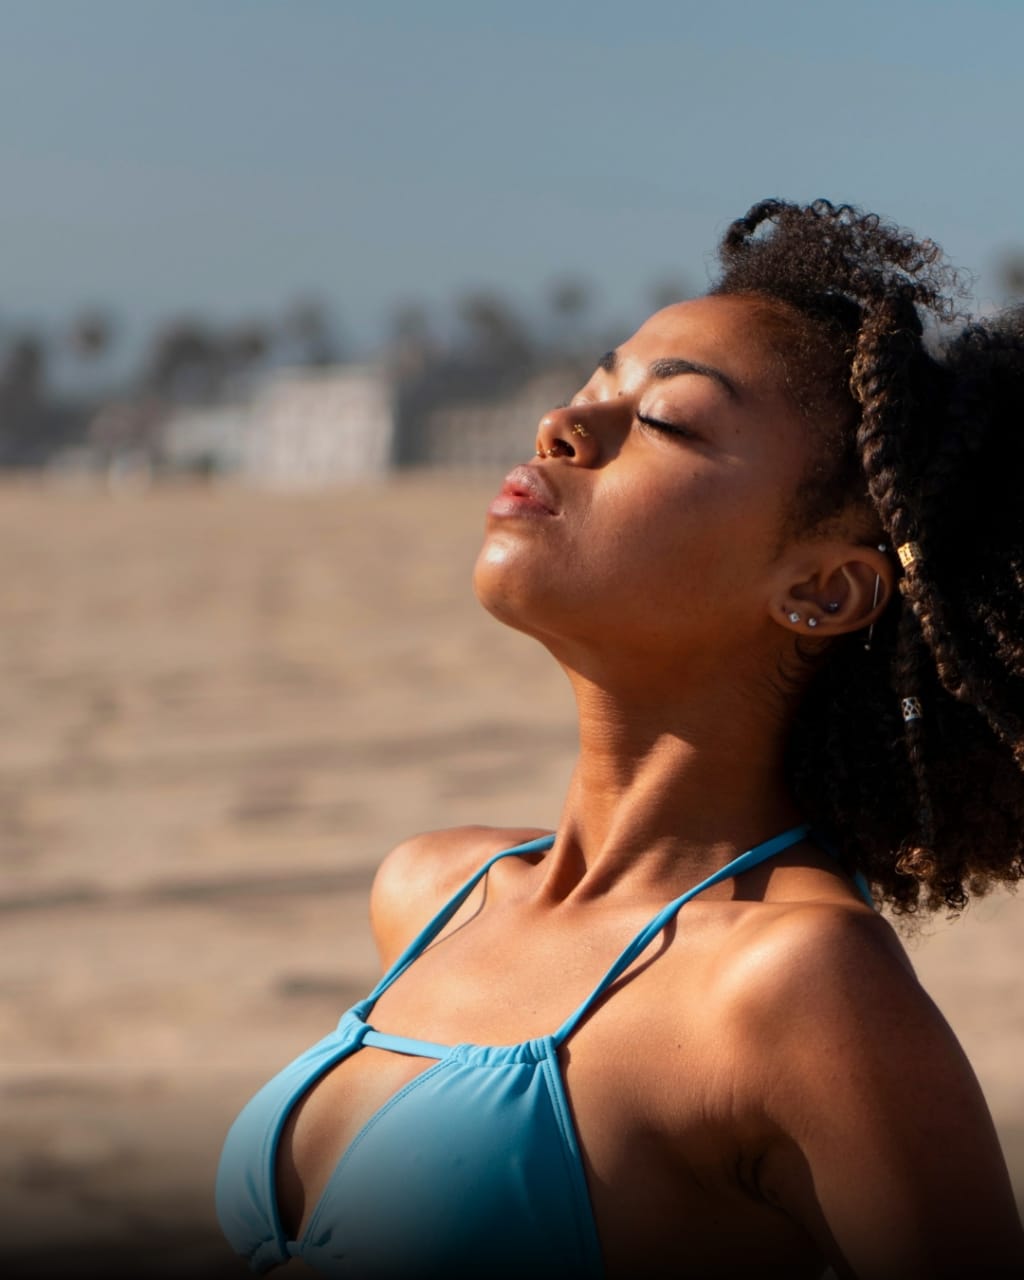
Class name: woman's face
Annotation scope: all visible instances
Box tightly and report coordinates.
[474,294,825,677]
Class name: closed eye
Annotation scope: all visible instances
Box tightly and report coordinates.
[637,412,697,440]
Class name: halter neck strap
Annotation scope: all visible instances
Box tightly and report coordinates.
[362,834,556,1008]
[550,823,810,1046]
[362,824,815,1037]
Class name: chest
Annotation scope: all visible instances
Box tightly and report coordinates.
[275,905,763,1268]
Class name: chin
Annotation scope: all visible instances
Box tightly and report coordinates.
[473,539,562,640]
[474,543,528,628]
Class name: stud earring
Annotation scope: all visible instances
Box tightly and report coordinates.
[807,616,819,628]
[787,611,801,624]
[826,601,840,613]
[570,423,589,439]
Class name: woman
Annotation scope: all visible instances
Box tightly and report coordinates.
[217,200,1024,1278]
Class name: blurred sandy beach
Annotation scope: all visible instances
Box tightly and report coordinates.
[1,475,1021,1276]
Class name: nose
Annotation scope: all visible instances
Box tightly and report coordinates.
[534,408,600,464]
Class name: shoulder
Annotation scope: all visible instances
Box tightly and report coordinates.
[704,897,984,1162]
[729,896,914,1011]
[716,902,1024,1271]
[369,824,552,967]
[722,899,936,1080]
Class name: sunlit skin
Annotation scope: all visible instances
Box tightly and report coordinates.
[277,296,1024,1278]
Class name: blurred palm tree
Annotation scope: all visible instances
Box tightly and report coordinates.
[282,298,340,366]
[389,302,435,375]
[391,302,432,347]
[549,278,590,319]
[69,309,114,360]
[0,333,48,463]
[456,290,531,368]
[547,276,594,354]
[144,320,224,402]
[223,322,273,384]
[997,252,1024,300]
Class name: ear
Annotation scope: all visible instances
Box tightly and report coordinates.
[770,542,894,639]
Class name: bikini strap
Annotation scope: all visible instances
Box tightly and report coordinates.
[810,827,875,909]
[550,823,810,1046]
[361,833,556,1009]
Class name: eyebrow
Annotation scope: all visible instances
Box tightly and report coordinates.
[597,349,738,399]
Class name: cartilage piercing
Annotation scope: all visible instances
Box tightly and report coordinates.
[864,543,887,651]
[826,601,840,613]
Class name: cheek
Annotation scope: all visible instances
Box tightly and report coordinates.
[472,468,783,649]
[595,473,749,601]
[605,479,789,648]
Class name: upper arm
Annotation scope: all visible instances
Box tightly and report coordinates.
[369,824,552,969]
[740,908,1024,1279]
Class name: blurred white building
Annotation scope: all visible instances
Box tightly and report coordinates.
[157,358,578,485]
[243,365,394,485]
[161,364,395,486]
[160,404,249,474]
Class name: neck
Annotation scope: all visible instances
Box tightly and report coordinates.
[538,661,802,902]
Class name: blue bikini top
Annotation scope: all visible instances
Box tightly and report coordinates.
[216,823,862,1277]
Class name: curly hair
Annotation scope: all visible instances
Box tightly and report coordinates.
[711,199,1024,915]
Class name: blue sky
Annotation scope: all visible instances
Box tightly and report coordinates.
[1,0,1022,355]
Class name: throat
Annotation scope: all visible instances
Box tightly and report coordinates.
[545,674,801,900]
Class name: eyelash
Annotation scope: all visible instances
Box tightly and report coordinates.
[636,412,695,440]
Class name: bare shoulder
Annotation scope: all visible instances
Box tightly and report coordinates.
[369,823,552,967]
[728,896,915,1011]
[722,898,937,1067]
[709,897,985,1146]
[717,900,1024,1273]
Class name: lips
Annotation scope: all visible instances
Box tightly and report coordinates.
[489,465,561,517]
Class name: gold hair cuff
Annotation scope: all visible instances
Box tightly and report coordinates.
[897,542,922,569]
[901,696,923,722]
